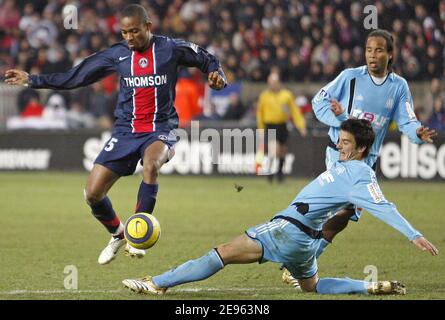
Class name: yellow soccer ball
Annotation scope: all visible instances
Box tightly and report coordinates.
[124,213,161,249]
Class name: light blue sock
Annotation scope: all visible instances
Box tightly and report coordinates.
[152,249,224,288]
[315,238,331,258]
[316,277,368,294]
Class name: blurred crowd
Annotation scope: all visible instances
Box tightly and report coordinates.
[0,0,444,131]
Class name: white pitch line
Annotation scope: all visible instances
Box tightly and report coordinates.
[1,289,122,295]
[0,287,288,295]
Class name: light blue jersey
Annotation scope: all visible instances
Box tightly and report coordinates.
[312,66,423,168]
[245,159,421,278]
[275,160,421,241]
[149,157,426,292]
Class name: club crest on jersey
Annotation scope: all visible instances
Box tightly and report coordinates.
[139,58,148,68]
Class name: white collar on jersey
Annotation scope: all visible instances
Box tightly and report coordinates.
[361,65,395,82]
[370,74,388,85]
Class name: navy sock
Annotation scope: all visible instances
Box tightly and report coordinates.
[90,196,122,237]
[135,182,159,214]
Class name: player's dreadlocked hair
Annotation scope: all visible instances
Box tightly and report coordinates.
[122,4,150,23]
[366,29,394,72]
[340,119,375,158]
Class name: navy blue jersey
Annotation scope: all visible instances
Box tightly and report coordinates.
[28,35,226,133]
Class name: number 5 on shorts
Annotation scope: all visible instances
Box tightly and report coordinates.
[104,138,118,152]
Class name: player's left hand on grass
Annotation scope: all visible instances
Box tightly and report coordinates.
[416,126,437,143]
[208,71,225,90]
[412,236,439,256]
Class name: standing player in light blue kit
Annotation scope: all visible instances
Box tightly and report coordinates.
[282,30,437,285]
[122,119,438,296]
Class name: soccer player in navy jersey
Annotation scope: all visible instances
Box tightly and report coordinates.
[5,4,227,264]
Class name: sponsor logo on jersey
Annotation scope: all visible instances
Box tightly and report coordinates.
[158,135,168,141]
[314,89,329,103]
[123,74,167,87]
[355,94,364,101]
[367,181,384,203]
[350,109,388,128]
[367,171,384,203]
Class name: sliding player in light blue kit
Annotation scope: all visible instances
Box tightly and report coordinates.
[122,119,438,296]
[282,29,437,286]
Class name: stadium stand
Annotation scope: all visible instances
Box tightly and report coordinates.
[0,0,444,130]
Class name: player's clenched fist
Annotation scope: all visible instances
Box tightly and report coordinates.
[4,69,29,86]
[207,70,225,90]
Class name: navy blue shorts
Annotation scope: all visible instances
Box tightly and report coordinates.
[94,128,177,176]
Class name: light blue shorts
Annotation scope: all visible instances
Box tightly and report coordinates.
[245,218,320,279]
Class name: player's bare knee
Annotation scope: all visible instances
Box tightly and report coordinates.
[84,188,104,205]
[216,240,246,264]
[143,159,161,180]
[215,243,231,264]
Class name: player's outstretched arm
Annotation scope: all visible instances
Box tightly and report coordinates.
[416,126,437,143]
[4,69,29,86]
[412,236,439,256]
[5,49,115,90]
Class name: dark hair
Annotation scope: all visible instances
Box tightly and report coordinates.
[340,119,375,158]
[366,29,394,71]
[122,4,150,23]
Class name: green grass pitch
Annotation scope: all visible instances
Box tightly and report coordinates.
[0,172,443,300]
